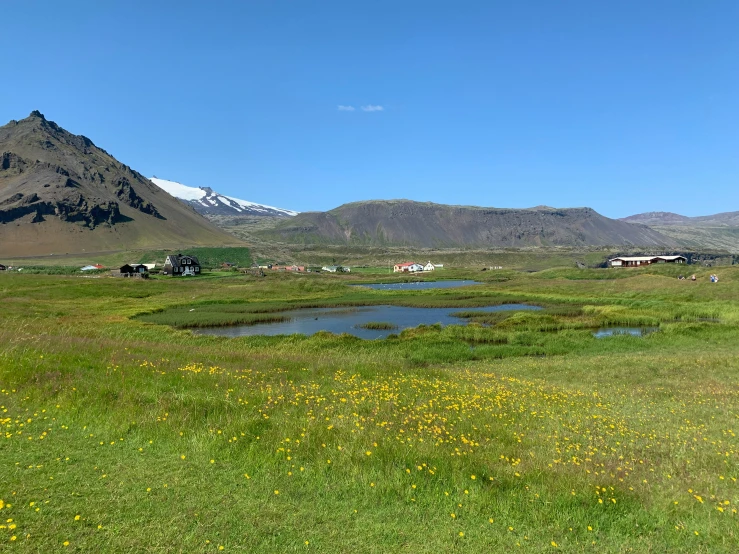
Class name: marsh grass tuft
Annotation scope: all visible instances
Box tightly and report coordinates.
[357,321,398,330]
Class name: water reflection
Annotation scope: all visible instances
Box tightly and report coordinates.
[593,327,659,338]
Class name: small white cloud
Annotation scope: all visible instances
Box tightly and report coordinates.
[337,105,355,111]
[361,105,384,112]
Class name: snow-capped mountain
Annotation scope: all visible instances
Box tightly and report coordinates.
[149,177,298,217]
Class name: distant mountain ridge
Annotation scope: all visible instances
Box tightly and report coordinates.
[621,210,739,253]
[258,199,675,248]
[149,177,297,218]
[0,111,240,256]
[622,211,739,227]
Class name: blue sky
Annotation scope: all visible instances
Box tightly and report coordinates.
[1,0,737,217]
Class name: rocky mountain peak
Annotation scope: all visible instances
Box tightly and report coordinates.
[0,112,239,256]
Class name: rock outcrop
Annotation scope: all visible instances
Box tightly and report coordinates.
[0,111,241,256]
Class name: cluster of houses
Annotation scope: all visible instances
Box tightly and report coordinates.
[1,252,693,278]
[393,261,443,273]
[254,264,350,273]
[607,255,687,268]
[321,265,350,273]
[67,255,357,278]
[257,264,307,272]
[106,254,201,278]
[257,264,354,273]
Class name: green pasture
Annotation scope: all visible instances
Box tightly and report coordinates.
[0,264,738,552]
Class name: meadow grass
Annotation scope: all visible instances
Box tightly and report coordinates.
[0,265,738,552]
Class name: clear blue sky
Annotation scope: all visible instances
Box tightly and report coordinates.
[2,0,737,217]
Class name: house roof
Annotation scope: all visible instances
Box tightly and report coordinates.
[165,254,200,268]
[610,255,686,262]
[609,256,657,262]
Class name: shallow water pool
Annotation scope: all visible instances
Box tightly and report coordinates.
[195,303,541,339]
[351,280,481,291]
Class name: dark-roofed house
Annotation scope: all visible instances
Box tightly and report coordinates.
[119,264,149,277]
[0,264,7,271]
[163,254,201,276]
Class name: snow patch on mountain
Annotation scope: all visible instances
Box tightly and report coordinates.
[150,178,206,202]
[149,178,297,217]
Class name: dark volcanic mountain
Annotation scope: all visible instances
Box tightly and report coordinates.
[0,111,240,256]
[259,200,676,248]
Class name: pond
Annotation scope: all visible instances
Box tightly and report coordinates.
[593,327,659,338]
[195,303,542,339]
[351,280,481,290]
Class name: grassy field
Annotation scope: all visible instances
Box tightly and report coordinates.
[1,247,253,270]
[1,264,738,552]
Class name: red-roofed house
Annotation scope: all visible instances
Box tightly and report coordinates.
[393,262,423,273]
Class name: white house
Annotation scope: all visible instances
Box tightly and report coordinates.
[608,255,687,268]
[394,262,424,273]
[424,262,436,272]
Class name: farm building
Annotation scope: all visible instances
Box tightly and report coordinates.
[0,264,6,271]
[394,262,424,273]
[608,255,687,268]
[163,254,201,276]
[118,264,149,277]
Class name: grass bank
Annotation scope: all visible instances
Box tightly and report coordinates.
[1,265,738,552]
